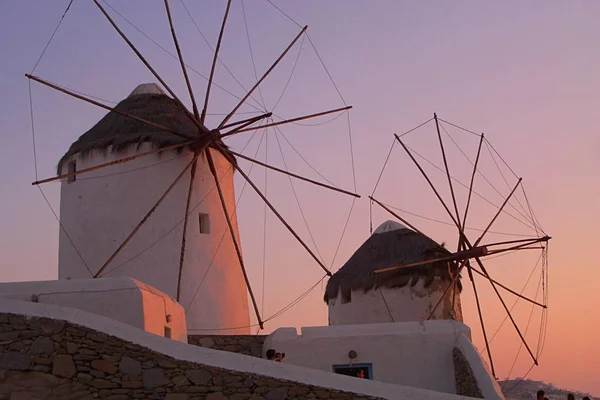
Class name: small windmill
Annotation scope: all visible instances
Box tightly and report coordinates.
[27,0,359,332]
[369,113,550,379]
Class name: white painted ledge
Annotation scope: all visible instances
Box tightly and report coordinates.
[456,333,504,400]
[0,298,476,400]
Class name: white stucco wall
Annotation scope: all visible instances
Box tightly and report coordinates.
[0,277,187,342]
[263,320,475,395]
[328,279,462,325]
[57,145,250,334]
[0,298,481,400]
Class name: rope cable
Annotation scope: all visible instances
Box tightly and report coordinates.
[438,121,537,229]
[306,33,347,106]
[277,130,337,187]
[31,0,75,74]
[481,253,543,351]
[502,271,543,387]
[178,0,265,112]
[406,144,539,233]
[261,128,269,316]
[241,0,268,111]
[482,138,535,229]
[29,80,93,277]
[272,35,305,112]
[103,0,265,113]
[382,202,533,238]
[264,0,302,28]
[273,125,325,263]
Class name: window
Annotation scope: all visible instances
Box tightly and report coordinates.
[67,161,77,183]
[332,363,373,380]
[164,326,171,339]
[199,213,210,234]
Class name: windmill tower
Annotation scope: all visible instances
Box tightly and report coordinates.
[27,0,357,335]
[57,83,251,334]
[324,220,463,326]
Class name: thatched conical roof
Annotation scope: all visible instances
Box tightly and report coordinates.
[324,220,462,304]
[57,83,234,173]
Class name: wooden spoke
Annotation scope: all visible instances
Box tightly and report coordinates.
[175,158,198,301]
[395,135,468,243]
[92,0,203,132]
[470,267,546,308]
[201,0,232,124]
[33,141,192,185]
[205,148,264,328]
[434,113,462,230]
[231,158,332,276]
[368,196,445,251]
[224,106,352,137]
[467,264,497,378]
[462,133,484,229]
[484,236,551,249]
[26,74,195,141]
[230,151,360,198]
[374,246,488,274]
[472,255,538,365]
[473,178,522,247]
[164,0,200,118]
[221,112,272,131]
[94,155,197,278]
[218,25,308,129]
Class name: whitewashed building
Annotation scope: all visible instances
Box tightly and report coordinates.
[56,84,250,334]
[263,221,503,398]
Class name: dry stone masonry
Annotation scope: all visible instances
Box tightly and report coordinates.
[0,313,380,400]
[187,336,266,358]
[452,347,483,398]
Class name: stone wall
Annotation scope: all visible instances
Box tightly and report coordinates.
[0,313,380,400]
[453,347,483,398]
[188,336,266,358]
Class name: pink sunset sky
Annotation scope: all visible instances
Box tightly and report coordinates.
[1,1,599,396]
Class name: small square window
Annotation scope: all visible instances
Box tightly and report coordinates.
[164,326,171,339]
[199,213,210,234]
[67,161,77,183]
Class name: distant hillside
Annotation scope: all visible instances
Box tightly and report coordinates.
[500,379,596,400]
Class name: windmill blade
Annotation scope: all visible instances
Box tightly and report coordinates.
[201,0,232,124]
[221,112,272,133]
[470,266,546,309]
[26,74,195,141]
[230,155,332,277]
[230,150,360,198]
[434,113,462,231]
[95,154,197,278]
[466,262,497,378]
[175,158,198,301]
[224,106,353,136]
[205,148,264,329]
[164,0,200,118]
[473,178,523,247]
[473,255,538,365]
[32,141,192,185]
[461,133,484,230]
[395,135,467,242]
[218,25,308,129]
[92,0,202,132]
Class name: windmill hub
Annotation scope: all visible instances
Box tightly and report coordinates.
[189,129,220,153]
